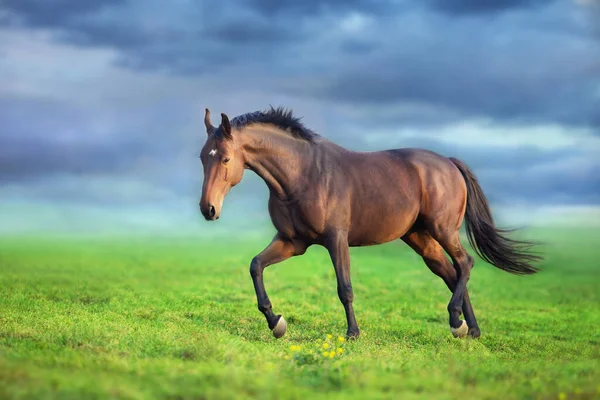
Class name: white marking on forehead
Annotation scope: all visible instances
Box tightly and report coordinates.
[208,149,217,156]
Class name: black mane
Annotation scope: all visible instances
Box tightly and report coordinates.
[230,106,318,142]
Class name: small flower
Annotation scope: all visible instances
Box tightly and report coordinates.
[557,393,566,400]
[326,334,333,339]
[336,347,343,354]
[322,343,330,349]
[289,345,301,352]
[337,336,345,343]
[322,351,329,357]
[329,351,335,358]
[284,355,290,360]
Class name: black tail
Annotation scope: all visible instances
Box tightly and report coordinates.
[450,157,541,275]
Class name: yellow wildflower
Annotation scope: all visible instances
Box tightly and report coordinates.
[329,351,335,358]
[322,343,330,349]
[337,347,343,354]
[557,393,566,400]
[337,336,345,343]
[322,351,329,357]
[289,345,301,352]
[284,355,290,360]
[326,334,333,339]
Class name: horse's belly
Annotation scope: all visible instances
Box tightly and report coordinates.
[347,205,419,246]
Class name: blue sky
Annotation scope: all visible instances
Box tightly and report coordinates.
[0,0,599,233]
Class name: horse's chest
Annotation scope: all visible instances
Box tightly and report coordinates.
[268,197,325,241]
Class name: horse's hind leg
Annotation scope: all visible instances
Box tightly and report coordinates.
[402,228,480,338]
[425,225,479,338]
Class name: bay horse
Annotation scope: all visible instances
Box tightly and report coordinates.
[199,107,540,339]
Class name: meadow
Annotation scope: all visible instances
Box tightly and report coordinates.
[0,228,599,399]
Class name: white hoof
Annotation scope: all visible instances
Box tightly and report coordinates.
[450,320,468,338]
[272,316,287,339]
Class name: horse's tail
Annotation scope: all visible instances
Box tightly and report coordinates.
[450,157,541,275]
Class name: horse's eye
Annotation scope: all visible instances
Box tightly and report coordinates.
[222,157,231,164]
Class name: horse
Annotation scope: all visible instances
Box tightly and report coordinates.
[198,106,541,339]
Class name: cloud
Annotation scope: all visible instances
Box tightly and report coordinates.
[0,0,313,75]
[245,0,389,17]
[1,0,597,128]
[288,8,599,129]
[1,0,125,28]
[426,0,552,15]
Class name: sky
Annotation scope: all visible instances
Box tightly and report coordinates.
[0,0,599,234]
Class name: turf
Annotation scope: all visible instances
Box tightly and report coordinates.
[0,228,599,399]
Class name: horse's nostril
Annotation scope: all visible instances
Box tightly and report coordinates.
[208,205,216,218]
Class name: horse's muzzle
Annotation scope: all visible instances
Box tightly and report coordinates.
[200,203,219,221]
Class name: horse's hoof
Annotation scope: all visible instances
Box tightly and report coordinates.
[450,320,468,338]
[272,315,287,339]
[467,326,481,339]
[346,329,360,340]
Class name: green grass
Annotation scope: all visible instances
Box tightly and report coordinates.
[1,228,599,399]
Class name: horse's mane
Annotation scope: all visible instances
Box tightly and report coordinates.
[230,106,318,143]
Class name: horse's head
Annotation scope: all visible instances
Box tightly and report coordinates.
[199,109,245,221]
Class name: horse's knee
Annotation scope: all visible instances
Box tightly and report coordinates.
[249,257,263,278]
[337,283,354,304]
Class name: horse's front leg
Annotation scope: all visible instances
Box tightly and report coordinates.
[250,233,307,338]
[325,231,360,339]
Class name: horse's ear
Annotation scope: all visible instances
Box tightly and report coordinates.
[221,113,232,140]
[204,108,215,135]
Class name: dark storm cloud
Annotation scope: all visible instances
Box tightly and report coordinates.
[0,96,187,185]
[307,48,598,129]
[0,0,315,75]
[339,39,379,55]
[57,19,152,49]
[1,0,124,28]
[426,0,552,15]
[1,0,596,129]
[0,135,133,183]
[246,0,388,16]
[1,0,153,51]
[208,21,299,44]
[0,98,134,182]
[0,0,312,45]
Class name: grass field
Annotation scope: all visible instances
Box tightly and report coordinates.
[1,228,599,399]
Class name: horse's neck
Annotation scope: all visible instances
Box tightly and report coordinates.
[241,125,315,199]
